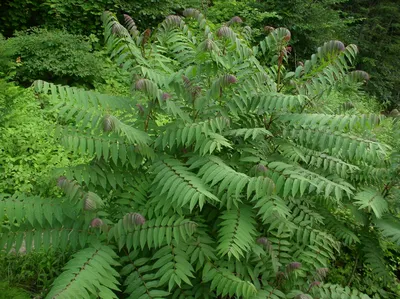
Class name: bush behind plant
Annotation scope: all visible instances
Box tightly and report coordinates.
[0,29,106,87]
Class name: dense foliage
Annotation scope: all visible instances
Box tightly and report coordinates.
[0,0,199,37]
[207,0,349,55]
[0,80,81,195]
[0,0,115,37]
[0,29,107,87]
[1,0,399,106]
[1,8,399,298]
[341,0,400,106]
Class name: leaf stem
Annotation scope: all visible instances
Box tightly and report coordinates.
[347,254,359,286]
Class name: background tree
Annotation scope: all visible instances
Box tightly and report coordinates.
[0,0,200,37]
[1,0,399,107]
[340,0,400,107]
[0,0,115,37]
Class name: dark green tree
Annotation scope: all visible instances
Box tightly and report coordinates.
[0,0,115,37]
[0,0,201,37]
[340,0,400,106]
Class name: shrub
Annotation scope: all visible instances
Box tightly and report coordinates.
[2,9,400,298]
[1,29,105,87]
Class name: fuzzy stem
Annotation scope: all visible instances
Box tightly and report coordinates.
[144,101,154,132]
[347,254,359,286]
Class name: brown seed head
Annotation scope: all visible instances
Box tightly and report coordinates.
[132,213,146,225]
[229,16,243,25]
[90,218,103,228]
[334,40,346,51]
[84,197,96,211]
[256,164,268,173]
[284,31,291,41]
[264,26,275,33]
[112,22,125,36]
[287,262,302,271]
[57,176,67,188]
[316,267,329,279]
[135,78,146,90]
[183,8,200,18]
[203,39,214,51]
[257,237,269,246]
[352,70,370,81]
[162,92,171,101]
[124,14,133,23]
[217,26,234,38]
[103,115,114,132]
[224,74,237,84]
[310,281,321,288]
[165,15,182,26]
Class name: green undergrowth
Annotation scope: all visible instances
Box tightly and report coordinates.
[0,282,30,299]
[0,80,86,195]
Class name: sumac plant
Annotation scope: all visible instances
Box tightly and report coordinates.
[2,9,400,299]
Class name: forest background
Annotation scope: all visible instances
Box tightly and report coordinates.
[1,0,399,106]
